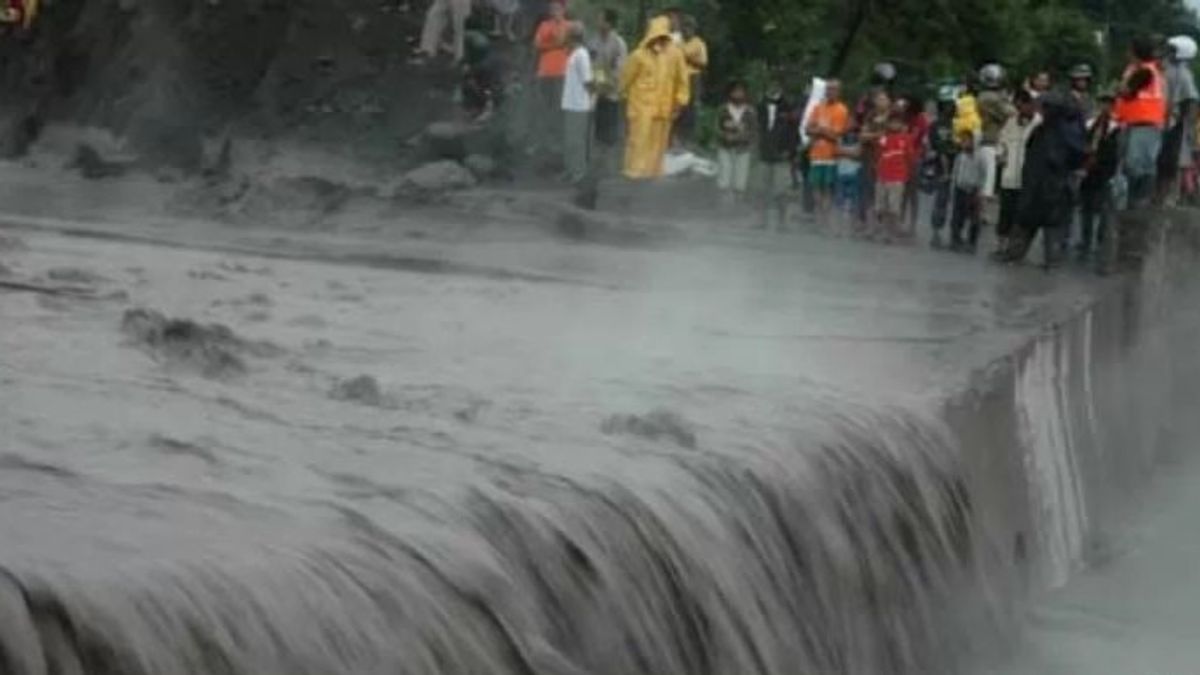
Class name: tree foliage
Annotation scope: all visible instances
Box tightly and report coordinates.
[571,0,1197,96]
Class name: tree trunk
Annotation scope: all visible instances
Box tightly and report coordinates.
[827,0,870,76]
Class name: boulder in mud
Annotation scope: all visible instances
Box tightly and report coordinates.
[463,154,498,179]
[329,375,393,408]
[423,121,473,160]
[121,308,282,379]
[45,266,110,285]
[66,143,130,180]
[396,160,476,197]
[174,174,352,228]
[601,409,698,449]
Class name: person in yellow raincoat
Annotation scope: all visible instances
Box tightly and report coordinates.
[619,16,690,179]
[954,89,982,142]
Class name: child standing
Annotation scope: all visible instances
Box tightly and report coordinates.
[836,128,862,216]
[950,133,988,252]
[715,80,757,205]
[875,114,916,239]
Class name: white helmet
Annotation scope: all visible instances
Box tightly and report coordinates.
[1168,35,1198,61]
[978,63,1005,88]
[873,62,897,83]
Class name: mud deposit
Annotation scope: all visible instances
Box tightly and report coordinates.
[0,215,1197,674]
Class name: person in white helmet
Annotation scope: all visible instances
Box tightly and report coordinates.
[1159,35,1199,203]
[1068,63,1096,121]
[976,63,1015,224]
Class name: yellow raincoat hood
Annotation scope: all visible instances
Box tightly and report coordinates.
[640,16,674,49]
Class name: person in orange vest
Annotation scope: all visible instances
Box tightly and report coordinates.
[1114,35,1168,208]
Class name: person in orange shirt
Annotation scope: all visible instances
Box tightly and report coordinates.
[805,79,850,217]
[533,0,570,157]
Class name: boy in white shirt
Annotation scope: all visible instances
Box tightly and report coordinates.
[561,23,594,185]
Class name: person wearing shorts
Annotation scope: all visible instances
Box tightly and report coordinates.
[805,79,850,217]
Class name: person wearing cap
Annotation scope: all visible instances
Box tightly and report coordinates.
[1069,64,1096,121]
[976,64,1015,209]
[1158,35,1199,204]
[1115,35,1168,208]
[533,0,571,156]
[928,85,960,244]
[619,15,690,179]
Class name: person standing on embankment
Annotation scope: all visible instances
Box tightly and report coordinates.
[1115,35,1167,209]
[533,0,570,159]
[560,22,594,186]
[591,8,628,173]
[619,15,689,179]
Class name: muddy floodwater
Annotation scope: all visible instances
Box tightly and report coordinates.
[1,214,1197,674]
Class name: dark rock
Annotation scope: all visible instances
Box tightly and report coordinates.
[601,409,698,450]
[463,153,498,178]
[121,307,282,379]
[396,160,476,196]
[330,374,392,408]
[46,266,109,284]
[67,144,129,179]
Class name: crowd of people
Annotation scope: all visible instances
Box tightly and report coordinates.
[710,36,1197,271]
[417,1,1198,272]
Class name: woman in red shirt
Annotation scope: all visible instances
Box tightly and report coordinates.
[897,95,930,231]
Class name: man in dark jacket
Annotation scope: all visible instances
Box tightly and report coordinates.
[1079,90,1121,264]
[928,85,960,243]
[993,91,1087,267]
[756,82,799,230]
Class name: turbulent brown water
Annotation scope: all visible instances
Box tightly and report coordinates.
[1,212,1198,675]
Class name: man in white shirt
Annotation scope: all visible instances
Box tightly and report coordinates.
[561,22,594,185]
